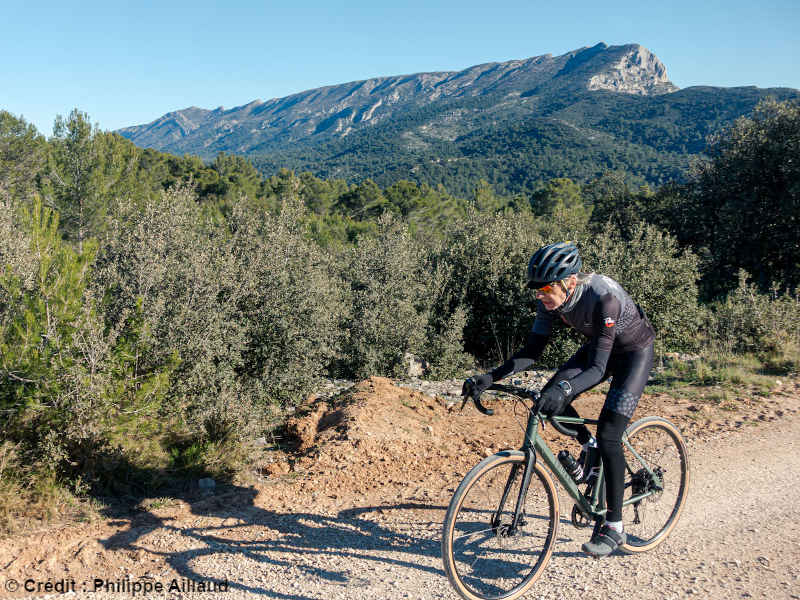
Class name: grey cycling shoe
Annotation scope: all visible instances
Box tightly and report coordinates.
[582,524,626,558]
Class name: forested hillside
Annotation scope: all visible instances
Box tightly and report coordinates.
[249,86,800,195]
[1,98,799,531]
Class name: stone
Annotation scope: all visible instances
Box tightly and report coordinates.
[404,352,429,378]
[263,461,291,476]
[588,45,678,95]
[198,477,216,489]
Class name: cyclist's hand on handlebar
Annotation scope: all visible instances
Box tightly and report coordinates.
[462,373,493,399]
[538,384,569,416]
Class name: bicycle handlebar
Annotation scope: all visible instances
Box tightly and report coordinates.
[462,383,581,438]
[548,415,581,438]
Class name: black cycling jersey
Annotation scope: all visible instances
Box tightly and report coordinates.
[491,273,654,396]
[531,273,654,352]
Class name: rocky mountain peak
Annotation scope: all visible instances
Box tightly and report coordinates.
[586,43,677,95]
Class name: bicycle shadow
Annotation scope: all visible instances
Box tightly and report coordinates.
[100,483,449,598]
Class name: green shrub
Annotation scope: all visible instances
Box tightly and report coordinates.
[423,303,472,378]
[0,197,173,495]
[336,214,437,378]
[227,195,347,406]
[433,206,595,368]
[707,271,800,373]
[584,222,703,353]
[95,187,348,431]
[93,186,248,433]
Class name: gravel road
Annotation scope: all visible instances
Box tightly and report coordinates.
[11,413,800,600]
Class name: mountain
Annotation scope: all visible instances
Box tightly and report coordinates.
[119,43,675,154]
[118,43,799,194]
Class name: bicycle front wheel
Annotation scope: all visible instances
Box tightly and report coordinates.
[620,416,690,553]
[441,451,559,600]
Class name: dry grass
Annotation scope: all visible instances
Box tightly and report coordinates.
[0,443,100,537]
[649,350,785,401]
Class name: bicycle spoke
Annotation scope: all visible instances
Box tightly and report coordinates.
[452,526,496,542]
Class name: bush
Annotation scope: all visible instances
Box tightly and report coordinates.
[93,186,245,436]
[227,195,347,406]
[707,271,800,373]
[584,222,703,353]
[336,214,442,378]
[95,188,348,433]
[423,304,472,378]
[0,196,173,497]
[434,207,592,368]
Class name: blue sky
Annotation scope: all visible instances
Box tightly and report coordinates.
[3,0,798,135]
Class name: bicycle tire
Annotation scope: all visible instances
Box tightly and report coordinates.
[619,416,690,553]
[441,451,559,600]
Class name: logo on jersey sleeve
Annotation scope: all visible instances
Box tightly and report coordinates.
[604,317,616,328]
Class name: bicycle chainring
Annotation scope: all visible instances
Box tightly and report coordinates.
[571,504,592,529]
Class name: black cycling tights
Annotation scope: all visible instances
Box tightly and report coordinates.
[545,343,654,523]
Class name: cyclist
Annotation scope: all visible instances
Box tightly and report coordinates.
[463,241,655,558]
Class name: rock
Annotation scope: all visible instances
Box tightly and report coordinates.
[198,478,216,489]
[588,44,677,95]
[404,352,429,378]
[263,461,291,476]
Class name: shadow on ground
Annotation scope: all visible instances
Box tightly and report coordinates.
[99,481,450,599]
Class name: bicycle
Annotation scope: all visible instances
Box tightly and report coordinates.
[441,383,690,600]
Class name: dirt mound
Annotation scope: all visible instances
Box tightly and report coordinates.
[275,376,481,510]
[266,376,589,515]
[287,376,447,451]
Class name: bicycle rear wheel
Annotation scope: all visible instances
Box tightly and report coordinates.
[441,451,559,600]
[619,416,690,553]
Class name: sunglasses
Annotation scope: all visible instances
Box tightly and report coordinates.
[528,282,555,294]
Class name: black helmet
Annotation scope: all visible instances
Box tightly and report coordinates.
[526,241,582,287]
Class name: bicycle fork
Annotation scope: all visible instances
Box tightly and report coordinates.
[492,447,537,537]
[493,407,544,536]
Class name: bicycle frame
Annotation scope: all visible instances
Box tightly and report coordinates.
[501,406,661,529]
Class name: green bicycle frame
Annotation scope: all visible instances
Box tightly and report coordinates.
[519,411,659,521]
